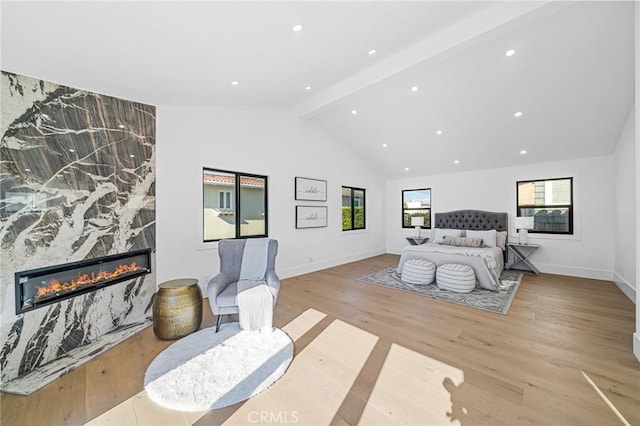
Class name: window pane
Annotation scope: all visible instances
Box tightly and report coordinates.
[342,187,353,230]
[403,209,431,227]
[520,207,571,233]
[204,170,236,241]
[403,189,430,209]
[239,175,266,237]
[518,178,571,206]
[353,189,365,229]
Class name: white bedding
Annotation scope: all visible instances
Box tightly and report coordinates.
[397,243,504,291]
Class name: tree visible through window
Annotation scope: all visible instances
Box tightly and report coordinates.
[517,177,573,234]
[342,186,366,231]
[402,188,431,228]
[203,168,268,242]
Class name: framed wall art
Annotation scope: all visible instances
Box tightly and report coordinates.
[296,206,328,229]
[295,177,327,202]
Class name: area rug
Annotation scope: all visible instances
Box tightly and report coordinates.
[144,323,293,411]
[357,267,523,314]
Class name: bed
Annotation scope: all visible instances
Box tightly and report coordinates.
[397,210,508,291]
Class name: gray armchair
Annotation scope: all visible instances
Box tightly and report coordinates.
[207,238,279,332]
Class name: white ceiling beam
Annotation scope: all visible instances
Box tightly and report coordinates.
[294,1,573,120]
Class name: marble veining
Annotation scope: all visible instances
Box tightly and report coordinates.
[0,71,156,393]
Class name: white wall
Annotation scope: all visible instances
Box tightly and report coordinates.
[386,156,615,280]
[633,0,639,362]
[156,106,385,293]
[614,105,637,301]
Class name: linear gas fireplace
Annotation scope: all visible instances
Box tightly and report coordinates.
[15,248,152,314]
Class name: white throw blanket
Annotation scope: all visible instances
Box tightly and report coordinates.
[240,238,270,280]
[237,279,273,332]
[238,239,273,332]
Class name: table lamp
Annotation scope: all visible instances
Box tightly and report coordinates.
[514,216,534,244]
[411,216,424,238]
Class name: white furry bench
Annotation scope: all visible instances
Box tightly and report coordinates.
[436,264,476,293]
[401,259,436,285]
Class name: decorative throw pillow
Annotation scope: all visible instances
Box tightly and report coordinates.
[465,229,497,248]
[443,236,484,248]
[496,231,507,251]
[431,228,462,244]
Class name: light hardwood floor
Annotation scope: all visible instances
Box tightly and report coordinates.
[1,254,638,425]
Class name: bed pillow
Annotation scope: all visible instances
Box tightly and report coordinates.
[496,231,507,251]
[465,229,497,248]
[431,228,462,244]
[443,236,484,248]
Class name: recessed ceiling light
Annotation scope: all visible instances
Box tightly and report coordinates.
[520,150,527,155]
[404,167,409,171]
[305,86,312,91]
[453,160,460,164]
[351,110,357,115]
[382,143,388,148]
[292,24,303,32]
[505,49,516,57]
[368,49,377,55]
[231,81,239,86]
[411,86,419,92]
[514,111,523,117]
[436,130,443,135]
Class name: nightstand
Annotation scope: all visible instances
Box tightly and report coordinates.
[506,243,540,275]
[406,236,429,245]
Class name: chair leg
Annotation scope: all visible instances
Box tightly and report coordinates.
[215,314,223,332]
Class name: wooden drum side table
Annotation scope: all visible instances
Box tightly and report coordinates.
[153,278,203,340]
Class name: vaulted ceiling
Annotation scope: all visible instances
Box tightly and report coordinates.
[2,1,635,178]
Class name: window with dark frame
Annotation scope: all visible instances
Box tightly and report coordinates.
[203,168,268,242]
[402,188,431,229]
[516,177,573,234]
[342,186,366,231]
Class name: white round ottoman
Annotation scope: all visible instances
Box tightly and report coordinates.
[401,259,436,285]
[436,264,476,293]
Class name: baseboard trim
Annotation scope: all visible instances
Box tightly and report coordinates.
[387,246,405,256]
[613,272,636,302]
[278,248,386,279]
[634,333,640,363]
[530,262,612,281]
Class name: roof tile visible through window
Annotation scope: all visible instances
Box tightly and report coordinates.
[203,173,264,187]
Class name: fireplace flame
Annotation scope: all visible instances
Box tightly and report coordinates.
[35,262,140,298]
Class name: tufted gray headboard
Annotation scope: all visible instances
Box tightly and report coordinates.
[434,210,508,232]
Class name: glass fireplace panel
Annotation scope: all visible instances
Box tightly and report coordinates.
[15,248,152,314]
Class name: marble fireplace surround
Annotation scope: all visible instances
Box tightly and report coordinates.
[0,71,157,395]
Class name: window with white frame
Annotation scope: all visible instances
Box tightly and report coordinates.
[218,190,232,210]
